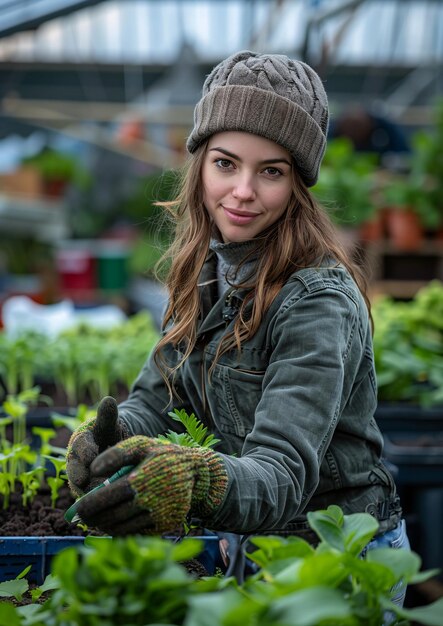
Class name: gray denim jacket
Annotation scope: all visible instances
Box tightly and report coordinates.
[119,254,401,537]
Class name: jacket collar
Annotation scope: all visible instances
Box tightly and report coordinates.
[197,251,250,338]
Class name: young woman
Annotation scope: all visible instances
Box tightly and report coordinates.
[66,50,409,602]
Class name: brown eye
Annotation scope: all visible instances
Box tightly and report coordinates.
[215,159,234,170]
[263,167,283,177]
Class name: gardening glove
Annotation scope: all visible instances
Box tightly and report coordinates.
[66,396,128,498]
[74,435,229,536]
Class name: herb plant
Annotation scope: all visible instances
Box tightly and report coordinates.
[157,408,221,448]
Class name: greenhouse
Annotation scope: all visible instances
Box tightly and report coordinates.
[1,1,443,624]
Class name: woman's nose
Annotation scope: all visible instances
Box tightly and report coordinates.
[232,174,256,201]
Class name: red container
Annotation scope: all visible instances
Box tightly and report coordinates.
[55,242,96,292]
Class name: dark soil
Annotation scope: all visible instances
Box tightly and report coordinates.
[0,483,98,537]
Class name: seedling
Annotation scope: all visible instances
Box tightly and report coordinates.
[0,565,31,602]
[18,467,45,507]
[42,455,68,508]
[158,408,221,448]
[0,389,67,512]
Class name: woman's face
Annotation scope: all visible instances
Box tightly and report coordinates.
[202,131,293,243]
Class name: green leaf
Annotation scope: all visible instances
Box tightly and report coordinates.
[343,512,379,555]
[409,568,441,584]
[166,409,221,449]
[297,552,349,588]
[16,565,32,580]
[307,506,345,551]
[267,586,351,626]
[248,535,313,568]
[397,597,443,626]
[171,538,203,562]
[0,577,28,600]
[307,506,378,554]
[0,602,22,626]
[347,556,397,593]
[367,547,422,582]
[186,589,257,626]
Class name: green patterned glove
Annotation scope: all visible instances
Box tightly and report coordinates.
[66,396,128,497]
[75,436,229,535]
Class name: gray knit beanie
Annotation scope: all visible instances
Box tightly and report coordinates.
[186,50,329,187]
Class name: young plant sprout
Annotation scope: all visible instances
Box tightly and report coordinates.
[2,387,42,449]
[157,408,221,449]
[0,388,67,512]
[18,467,45,507]
[0,415,12,450]
[42,455,68,508]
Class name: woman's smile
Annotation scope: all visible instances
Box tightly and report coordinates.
[222,206,260,224]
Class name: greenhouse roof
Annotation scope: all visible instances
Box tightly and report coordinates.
[0,0,442,67]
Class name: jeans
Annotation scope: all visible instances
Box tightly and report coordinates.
[362,519,411,623]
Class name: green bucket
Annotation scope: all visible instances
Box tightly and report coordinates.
[96,241,130,291]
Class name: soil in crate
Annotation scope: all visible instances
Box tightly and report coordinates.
[0,484,98,537]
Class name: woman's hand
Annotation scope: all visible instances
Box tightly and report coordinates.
[66,396,128,497]
[74,436,228,535]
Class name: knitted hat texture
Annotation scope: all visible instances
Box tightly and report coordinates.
[186,50,329,187]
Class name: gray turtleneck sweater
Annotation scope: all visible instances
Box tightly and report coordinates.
[209,239,259,297]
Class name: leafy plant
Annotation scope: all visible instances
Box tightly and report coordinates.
[43,456,68,508]
[381,173,441,230]
[0,389,67,511]
[18,467,44,507]
[1,506,443,625]
[0,311,159,405]
[312,137,379,228]
[0,566,33,603]
[157,408,221,449]
[0,567,58,605]
[21,148,91,189]
[373,280,443,406]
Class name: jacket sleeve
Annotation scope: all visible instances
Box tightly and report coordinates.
[206,284,362,533]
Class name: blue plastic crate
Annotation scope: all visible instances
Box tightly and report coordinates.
[0,534,221,585]
[0,536,85,585]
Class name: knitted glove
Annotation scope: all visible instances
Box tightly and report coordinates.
[74,436,229,536]
[66,396,128,497]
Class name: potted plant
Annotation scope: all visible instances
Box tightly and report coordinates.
[312,137,379,250]
[381,172,440,251]
[20,148,91,198]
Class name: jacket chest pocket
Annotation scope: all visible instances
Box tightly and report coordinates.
[209,364,265,438]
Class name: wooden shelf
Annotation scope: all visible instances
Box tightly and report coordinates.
[360,239,443,299]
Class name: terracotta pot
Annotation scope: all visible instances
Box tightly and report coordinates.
[43,178,68,198]
[385,207,423,251]
[359,210,386,242]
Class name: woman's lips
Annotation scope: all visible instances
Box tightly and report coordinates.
[223,207,259,225]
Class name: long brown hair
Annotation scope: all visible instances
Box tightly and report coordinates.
[154,140,370,396]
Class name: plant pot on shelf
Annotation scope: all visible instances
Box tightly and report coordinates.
[385,206,424,251]
[359,209,386,242]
